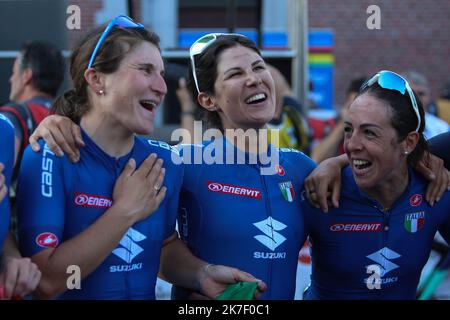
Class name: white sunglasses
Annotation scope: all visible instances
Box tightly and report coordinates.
[361,70,421,132]
[189,33,248,94]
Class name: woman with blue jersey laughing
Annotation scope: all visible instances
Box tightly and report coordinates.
[17,17,262,300]
[301,71,450,299]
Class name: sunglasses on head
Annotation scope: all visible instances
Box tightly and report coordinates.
[189,33,248,94]
[360,70,421,132]
[87,15,144,69]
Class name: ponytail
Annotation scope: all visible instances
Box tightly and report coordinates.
[51,89,88,124]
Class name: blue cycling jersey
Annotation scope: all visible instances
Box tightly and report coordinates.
[0,114,14,255]
[301,166,450,300]
[176,138,316,299]
[17,130,183,299]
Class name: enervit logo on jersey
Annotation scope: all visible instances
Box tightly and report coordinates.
[110,228,146,273]
[74,192,112,208]
[207,181,262,200]
[41,144,54,197]
[365,247,401,286]
[253,217,287,259]
[330,222,382,232]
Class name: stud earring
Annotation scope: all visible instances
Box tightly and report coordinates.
[98,90,104,95]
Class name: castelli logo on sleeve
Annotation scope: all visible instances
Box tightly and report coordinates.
[74,192,113,208]
[410,194,422,207]
[36,232,59,248]
[276,165,285,176]
[207,181,261,200]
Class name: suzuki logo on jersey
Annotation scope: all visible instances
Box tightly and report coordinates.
[279,181,295,202]
[365,247,401,287]
[253,217,287,252]
[74,193,112,208]
[410,194,422,207]
[404,211,425,233]
[366,247,401,276]
[112,228,146,264]
[36,232,59,248]
[207,181,262,200]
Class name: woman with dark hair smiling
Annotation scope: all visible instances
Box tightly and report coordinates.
[301,70,450,299]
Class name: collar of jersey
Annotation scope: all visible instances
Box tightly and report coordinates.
[80,127,135,170]
[342,165,424,213]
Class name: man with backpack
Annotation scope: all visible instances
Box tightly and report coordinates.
[0,41,65,170]
[0,42,64,286]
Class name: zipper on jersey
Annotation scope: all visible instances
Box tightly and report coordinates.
[382,207,390,246]
[114,157,131,298]
[114,158,123,179]
[372,203,390,240]
[257,164,273,299]
[370,202,390,244]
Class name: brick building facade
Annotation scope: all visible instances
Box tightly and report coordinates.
[68,0,450,107]
[309,0,450,105]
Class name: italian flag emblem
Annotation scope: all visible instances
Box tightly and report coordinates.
[279,181,295,202]
[404,211,425,233]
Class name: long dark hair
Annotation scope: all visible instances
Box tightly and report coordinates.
[52,24,160,123]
